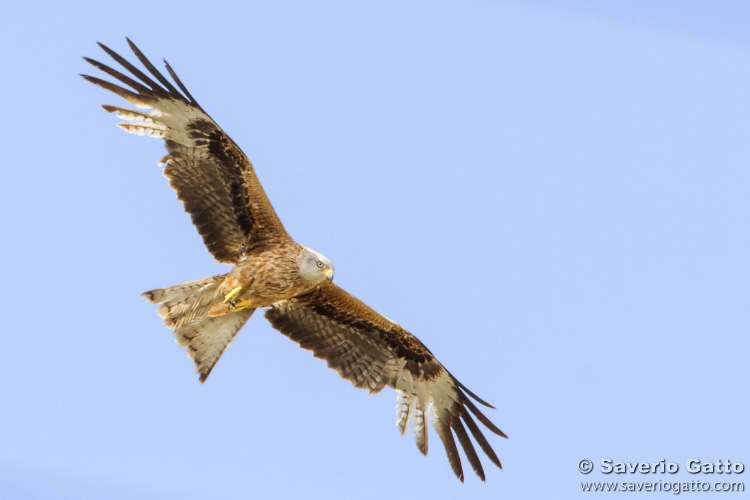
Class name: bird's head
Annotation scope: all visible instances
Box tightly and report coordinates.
[299,246,334,284]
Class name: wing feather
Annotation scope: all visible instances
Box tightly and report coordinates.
[432,410,463,481]
[265,282,506,481]
[163,59,198,104]
[126,37,182,96]
[97,41,163,92]
[83,57,151,94]
[83,40,290,263]
[461,410,502,469]
[81,75,154,108]
[396,391,412,436]
[450,413,484,481]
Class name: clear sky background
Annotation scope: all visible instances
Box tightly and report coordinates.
[1,1,748,498]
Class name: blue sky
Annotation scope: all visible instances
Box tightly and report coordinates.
[1,1,749,498]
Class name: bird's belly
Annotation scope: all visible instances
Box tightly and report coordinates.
[222,259,309,307]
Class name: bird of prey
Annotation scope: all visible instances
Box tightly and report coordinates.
[82,39,506,482]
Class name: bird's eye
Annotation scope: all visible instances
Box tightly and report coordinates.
[316,260,325,269]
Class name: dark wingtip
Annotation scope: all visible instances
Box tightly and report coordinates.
[96,41,115,56]
[460,409,503,470]
[162,57,200,106]
[455,377,495,409]
[464,398,505,437]
[452,415,486,481]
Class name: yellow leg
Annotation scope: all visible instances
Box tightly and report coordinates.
[232,299,255,311]
[223,286,243,304]
[210,292,253,316]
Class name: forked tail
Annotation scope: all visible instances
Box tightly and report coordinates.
[142,275,255,382]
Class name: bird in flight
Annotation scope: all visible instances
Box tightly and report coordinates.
[82,39,506,482]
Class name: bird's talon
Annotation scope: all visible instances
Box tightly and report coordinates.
[224,286,243,305]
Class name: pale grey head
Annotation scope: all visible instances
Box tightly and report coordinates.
[298,246,334,284]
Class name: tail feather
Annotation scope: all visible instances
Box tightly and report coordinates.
[174,309,255,382]
[142,275,226,305]
[143,275,225,328]
[143,274,255,382]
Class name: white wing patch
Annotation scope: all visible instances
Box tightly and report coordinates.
[100,93,207,145]
[101,105,168,138]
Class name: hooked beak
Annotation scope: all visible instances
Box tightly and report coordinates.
[324,268,334,282]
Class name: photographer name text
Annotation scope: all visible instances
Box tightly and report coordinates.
[600,459,744,475]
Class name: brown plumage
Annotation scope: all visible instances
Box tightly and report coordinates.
[83,39,506,481]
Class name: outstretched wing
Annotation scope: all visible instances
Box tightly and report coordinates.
[265,282,507,482]
[82,39,290,264]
